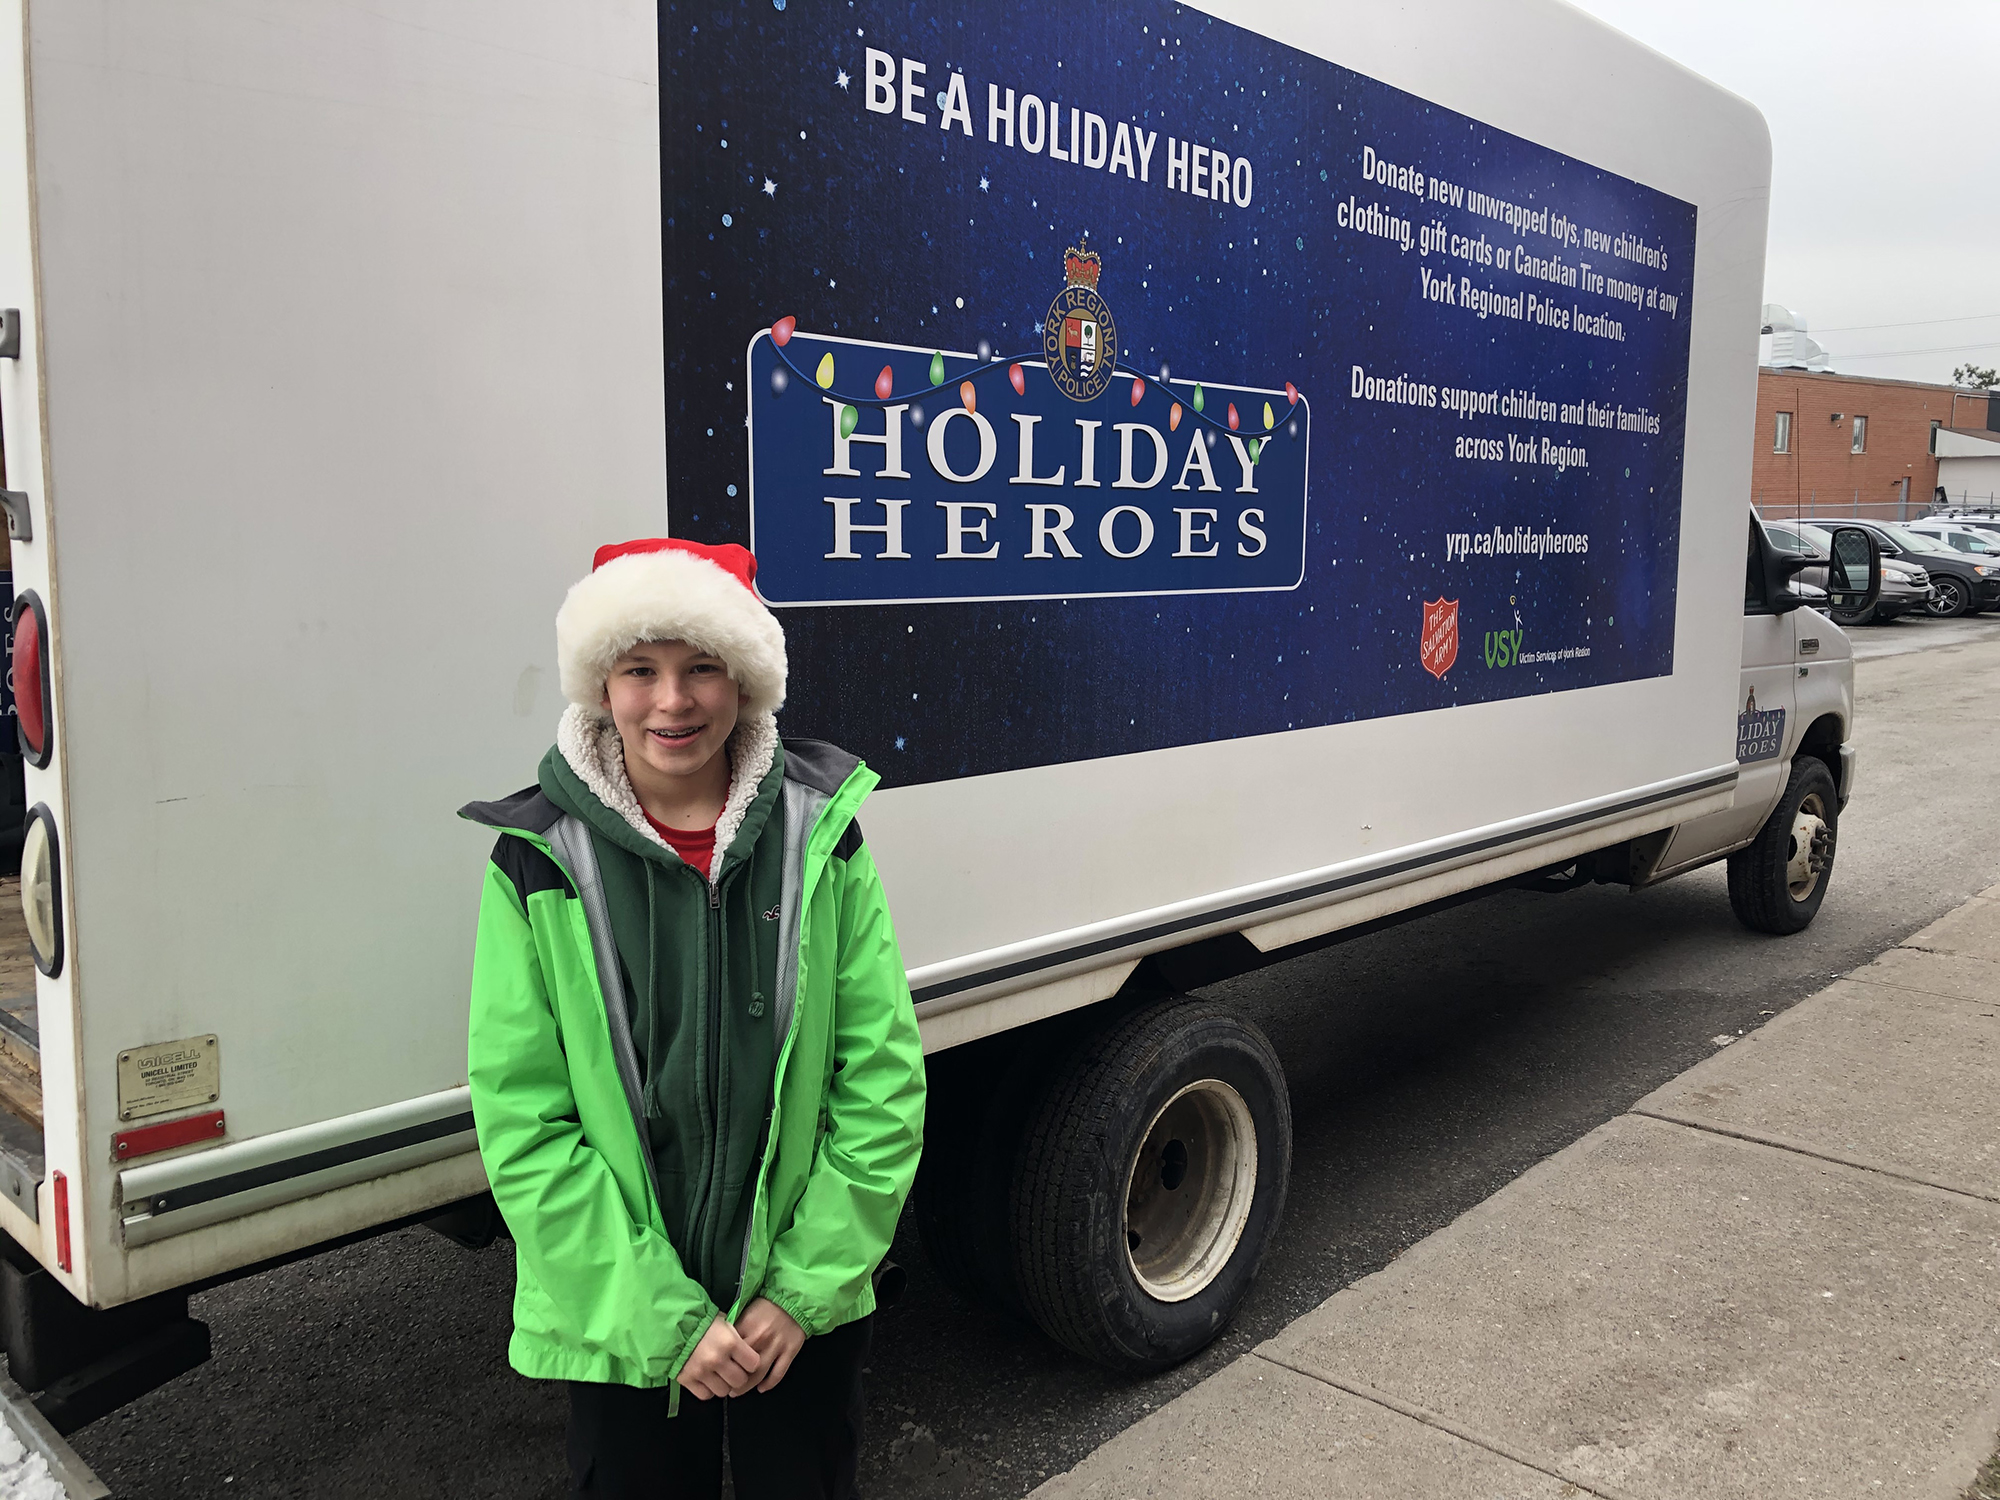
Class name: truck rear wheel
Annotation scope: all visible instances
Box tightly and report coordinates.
[1011,997,1290,1372]
[1727,757,1839,934]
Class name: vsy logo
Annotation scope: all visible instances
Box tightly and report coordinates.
[1484,630,1522,668]
[1420,597,1459,679]
[1485,598,1524,668]
[1043,242,1119,403]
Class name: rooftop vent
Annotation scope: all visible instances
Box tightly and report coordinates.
[1760,305,1831,372]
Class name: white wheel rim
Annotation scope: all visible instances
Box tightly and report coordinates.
[1786,791,1831,900]
[1121,1079,1258,1303]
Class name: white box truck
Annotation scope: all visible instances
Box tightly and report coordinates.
[0,0,1879,1455]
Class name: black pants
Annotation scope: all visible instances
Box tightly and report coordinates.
[566,1316,871,1500]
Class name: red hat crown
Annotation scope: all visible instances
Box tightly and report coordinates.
[592,537,759,595]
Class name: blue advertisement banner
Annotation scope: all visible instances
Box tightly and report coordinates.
[746,329,1310,604]
[660,1,1696,786]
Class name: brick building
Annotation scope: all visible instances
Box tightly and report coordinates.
[1750,369,1994,522]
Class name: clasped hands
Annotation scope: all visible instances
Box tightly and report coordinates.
[676,1297,806,1400]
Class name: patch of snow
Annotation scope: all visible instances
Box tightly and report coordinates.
[0,1425,71,1500]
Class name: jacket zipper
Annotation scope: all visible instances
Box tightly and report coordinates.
[682,862,729,1295]
[704,871,724,1286]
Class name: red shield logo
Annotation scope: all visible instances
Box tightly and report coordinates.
[1419,598,1459,679]
[1063,314,1099,374]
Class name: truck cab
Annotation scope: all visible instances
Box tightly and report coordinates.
[1633,515,1874,929]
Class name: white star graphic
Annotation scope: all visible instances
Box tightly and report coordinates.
[978,176,990,192]
[835,68,850,90]
[762,177,778,197]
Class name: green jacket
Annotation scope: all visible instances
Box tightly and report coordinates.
[537,735,787,1312]
[461,737,925,1394]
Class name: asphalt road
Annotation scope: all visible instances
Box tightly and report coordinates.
[69,612,2000,1500]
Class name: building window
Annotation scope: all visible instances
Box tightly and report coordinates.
[1851,415,1868,453]
[1773,411,1792,453]
[1930,419,1941,455]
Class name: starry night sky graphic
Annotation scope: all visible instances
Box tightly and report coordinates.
[660,1,1697,787]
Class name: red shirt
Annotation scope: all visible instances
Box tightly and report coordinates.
[643,810,717,879]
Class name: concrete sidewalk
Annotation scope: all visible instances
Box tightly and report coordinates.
[1034,886,2000,1500]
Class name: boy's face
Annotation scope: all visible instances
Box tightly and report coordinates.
[602,639,747,788]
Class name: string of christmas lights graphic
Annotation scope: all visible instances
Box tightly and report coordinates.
[764,321,1302,460]
[759,240,1304,463]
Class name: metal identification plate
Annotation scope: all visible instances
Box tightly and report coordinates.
[116,1035,220,1121]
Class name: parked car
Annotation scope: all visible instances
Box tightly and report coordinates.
[1903,520,2000,558]
[1764,521,1930,625]
[1839,519,2000,617]
[1921,514,2000,542]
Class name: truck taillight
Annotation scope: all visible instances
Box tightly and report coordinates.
[10,589,50,767]
[21,804,62,978]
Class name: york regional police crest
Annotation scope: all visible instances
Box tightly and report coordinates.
[1042,241,1118,403]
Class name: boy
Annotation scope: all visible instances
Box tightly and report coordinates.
[461,537,926,1499]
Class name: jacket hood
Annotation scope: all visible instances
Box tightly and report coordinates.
[459,781,563,838]
[775,737,864,800]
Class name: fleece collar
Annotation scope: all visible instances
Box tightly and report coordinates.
[550,704,779,885]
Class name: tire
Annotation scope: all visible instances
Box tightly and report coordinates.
[1011,997,1291,1372]
[1727,757,1839,934]
[1830,602,1876,627]
[1926,576,1972,617]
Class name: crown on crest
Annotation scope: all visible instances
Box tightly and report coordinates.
[1063,240,1102,291]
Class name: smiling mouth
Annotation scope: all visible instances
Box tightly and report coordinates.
[649,726,704,744]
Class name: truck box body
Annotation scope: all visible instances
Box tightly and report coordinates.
[0,0,1770,1314]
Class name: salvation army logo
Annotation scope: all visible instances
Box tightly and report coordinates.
[1420,597,1459,679]
[1042,240,1119,403]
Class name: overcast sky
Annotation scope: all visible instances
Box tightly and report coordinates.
[1570,0,2000,387]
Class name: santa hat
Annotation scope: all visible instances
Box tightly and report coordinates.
[555,538,787,716]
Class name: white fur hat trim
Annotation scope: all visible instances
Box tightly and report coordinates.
[555,548,787,715]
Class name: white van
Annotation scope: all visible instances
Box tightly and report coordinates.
[1905,519,2000,556]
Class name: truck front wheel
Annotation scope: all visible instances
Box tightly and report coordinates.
[1727,757,1839,934]
[1011,997,1291,1372]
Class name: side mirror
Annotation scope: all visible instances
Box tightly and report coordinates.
[1758,523,1815,614]
[1825,526,1881,615]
